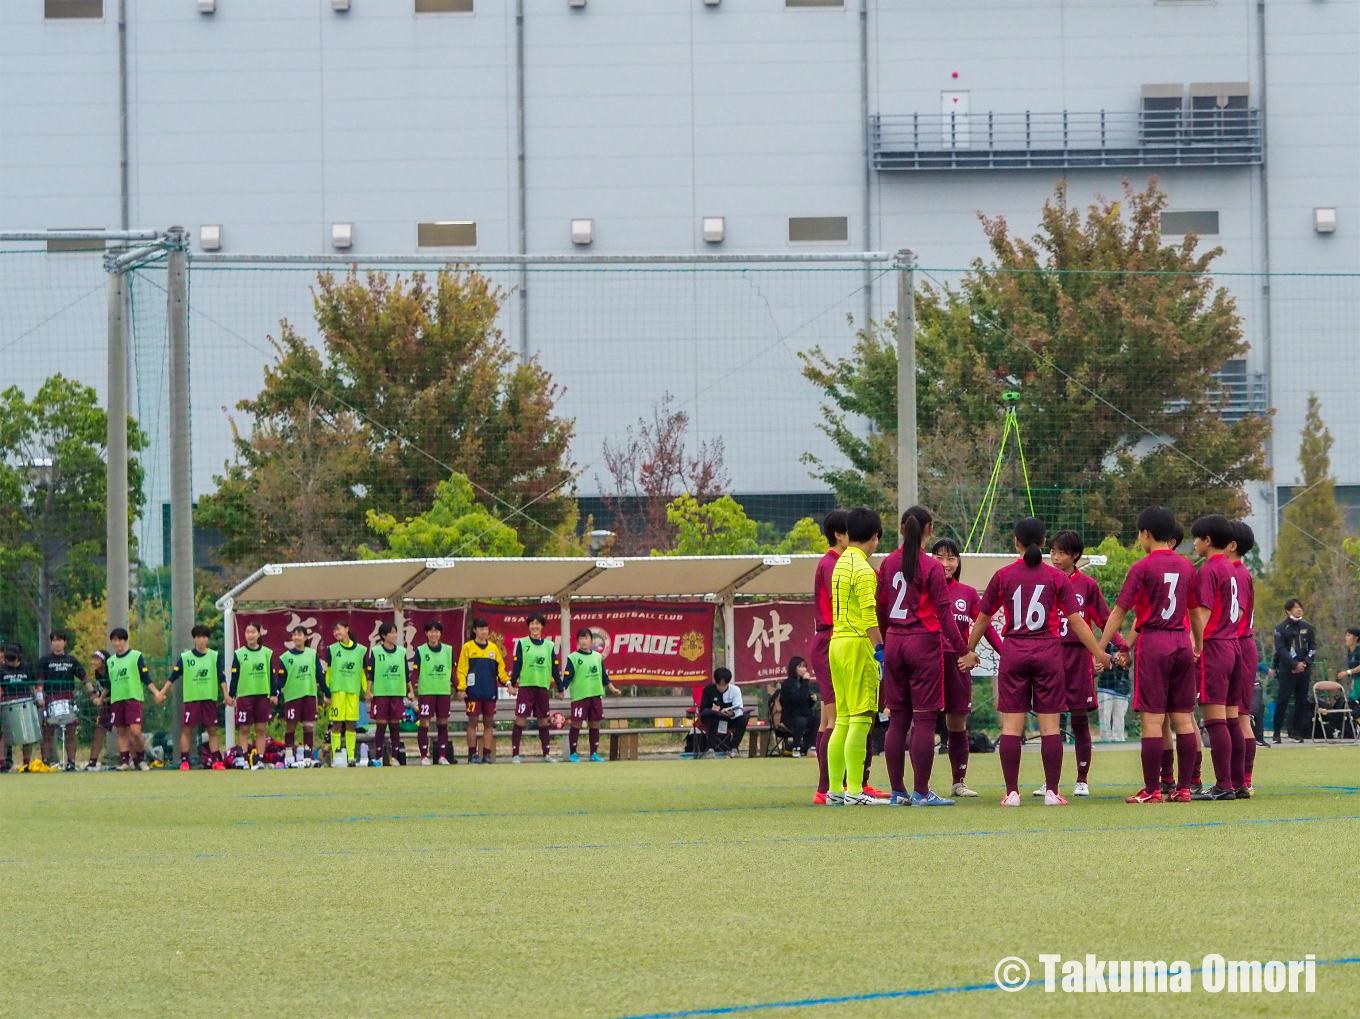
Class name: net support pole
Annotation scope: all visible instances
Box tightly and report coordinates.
[896,249,918,518]
[722,594,735,677]
[105,274,130,640]
[167,229,193,764]
[221,597,235,750]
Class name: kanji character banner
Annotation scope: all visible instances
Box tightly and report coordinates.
[731,601,819,685]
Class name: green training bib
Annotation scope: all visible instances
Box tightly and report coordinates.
[180,649,219,703]
[516,637,555,689]
[566,650,605,702]
[280,647,319,702]
[371,644,407,697]
[234,645,274,698]
[416,643,453,696]
[326,641,367,695]
[108,650,145,704]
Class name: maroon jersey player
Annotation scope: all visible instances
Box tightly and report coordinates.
[875,507,972,806]
[1189,513,1244,800]
[968,517,1111,806]
[1099,506,1198,803]
[932,537,1003,797]
[1045,530,1129,799]
[810,510,847,805]
[1227,521,1258,796]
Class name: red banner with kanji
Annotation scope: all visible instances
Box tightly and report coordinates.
[471,601,715,685]
[232,606,466,664]
[732,600,819,686]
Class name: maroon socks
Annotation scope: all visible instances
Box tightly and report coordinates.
[909,712,937,795]
[1175,732,1198,791]
[884,713,909,794]
[998,734,1022,794]
[1070,713,1092,783]
[1229,719,1246,790]
[862,724,875,787]
[418,728,430,757]
[1244,731,1257,786]
[1160,748,1175,785]
[436,724,449,759]
[1205,718,1233,791]
[1040,733,1063,792]
[948,728,969,785]
[1140,737,1162,793]
[511,727,522,756]
[589,729,600,756]
[569,727,580,756]
[284,731,295,750]
[1192,749,1203,785]
[816,729,831,794]
[539,725,552,756]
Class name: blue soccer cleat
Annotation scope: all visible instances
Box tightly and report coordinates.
[888,790,912,806]
[569,753,580,763]
[910,790,955,806]
[589,752,604,762]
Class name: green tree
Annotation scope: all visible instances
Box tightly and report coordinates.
[801,179,1271,546]
[200,268,576,566]
[1262,394,1358,671]
[361,473,524,559]
[0,375,146,642]
[1084,535,1147,620]
[665,494,826,557]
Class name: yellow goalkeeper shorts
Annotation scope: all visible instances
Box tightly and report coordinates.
[329,690,360,724]
[828,636,879,716]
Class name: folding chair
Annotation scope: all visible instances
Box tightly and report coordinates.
[1309,681,1358,743]
[765,687,794,756]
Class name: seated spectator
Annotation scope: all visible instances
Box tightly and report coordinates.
[699,668,747,757]
[1337,627,1360,699]
[780,657,817,757]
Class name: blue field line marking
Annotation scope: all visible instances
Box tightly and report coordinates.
[250,803,793,826]
[610,957,1360,1019]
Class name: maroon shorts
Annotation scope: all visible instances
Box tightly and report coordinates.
[1060,643,1098,713]
[182,699,219,728]
[1132,629,1197,714]
[95,702,112,729]
[1236,636,1258,714]
[1199,638,1242,707]
[809,628,834,704]
[945,665,973,715]
[283,697,317,724]
[570,696,604,724]
[417,694,452,722]
[370,695,406,722]
[465,697,498,719]
[514,685,551,720]
[882,631,947,714]
[109,699,142,728]
[996,640,1066,714]
[234,694,272,726]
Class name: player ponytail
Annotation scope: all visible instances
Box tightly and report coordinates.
[899,505,933,583]
[1015,516,1047,567]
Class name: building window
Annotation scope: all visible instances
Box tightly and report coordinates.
[1160,211,1219,236]
[415,0,473,12]
[45,0,103,18]
[788,217,849,243]
[1190,82,1249,140]
[1140,84,1182,145]
[786,0,843,7]
[417,221,477,247]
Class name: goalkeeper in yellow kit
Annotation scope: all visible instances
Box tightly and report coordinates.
[826,507,884,805]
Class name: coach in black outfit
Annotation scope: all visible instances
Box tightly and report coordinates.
[1272,599,1317,742]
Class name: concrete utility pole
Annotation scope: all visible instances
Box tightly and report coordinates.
[896,249,918,520]
[106,274,130,639]
[167,229,193,762]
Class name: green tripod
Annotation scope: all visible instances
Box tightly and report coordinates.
[963,392,1034,554]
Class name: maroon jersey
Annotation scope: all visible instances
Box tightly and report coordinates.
[944,578,1003,652]
[980,559,1079,642]
[813,549,839,630]
[1061,571,1127,650]
[1231,559,1255,637]
[1115,549,1195,632]
[875,548,965,652]
[1192,553,1242,641]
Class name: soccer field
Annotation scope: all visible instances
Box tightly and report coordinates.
[4,745,1358,1019]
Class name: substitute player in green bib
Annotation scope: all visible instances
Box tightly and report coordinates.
[172,624,225,770]
[411,619,455,765]
[561,627,616,762]
[107,628,152,770]
[275,624,326,767]
[229,623,275,769]
[511,611,560,763]
[827,507,884,805]
[321,620,367,767]
[367,622,409,767]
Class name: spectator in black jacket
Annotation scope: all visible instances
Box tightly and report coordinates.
[1272,599,1317,743]
[780,657,817,756]
[699,668,747,757]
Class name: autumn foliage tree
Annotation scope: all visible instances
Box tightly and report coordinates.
[801,179,1271,545]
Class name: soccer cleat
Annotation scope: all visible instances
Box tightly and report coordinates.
[1126,788,1163,804]
[466,755,479,765]
[863,785,888,799]
[843,792,880,805]
[250,761,265,770]
[137,761,150,772]
[791,749,802,758]
[115,762,132,771]
[511,755,522,765]
[589,752,604,763]
[179,760,191,771]
[1072,781,1090,797]
[436,756,450,766]
[824,792,844,805]
[569,753,580,763]
[1032,785,1047,797]
[888,790,912,806]
[1235,786,1252,799]
[1190,781,1204,795]
[542,754,555,763]
[910,790,955,807]
[420,756,432,766]
[1043,789,1068,806]
[1159,781,1174,798]
[481,753,493,765]
[1191,785,1236,801]
[64,761,77,772]
[1000,790,1021,807]
[371,759,383,768]
[1168,787,1192,802]
[211,760,226,770]
[951,782,979,798]
[812,791,828,805]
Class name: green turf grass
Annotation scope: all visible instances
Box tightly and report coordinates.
[3,744,1359,1019]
